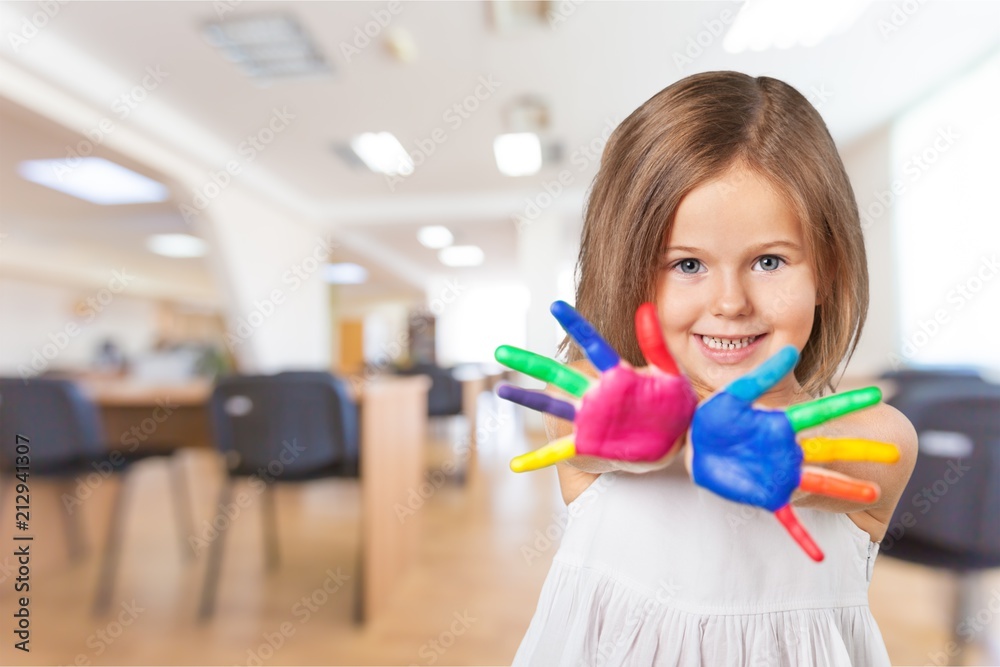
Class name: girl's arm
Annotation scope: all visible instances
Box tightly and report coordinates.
[791,402,918,539]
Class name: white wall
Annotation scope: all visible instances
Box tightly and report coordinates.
[0,276,159,377]
[840,123,899,379]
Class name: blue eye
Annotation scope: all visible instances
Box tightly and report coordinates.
[755,255,784,272]
[675,259,702,274]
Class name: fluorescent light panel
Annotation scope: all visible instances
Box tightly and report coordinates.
[494,132,542,176]
[147,234,206,258]
[18,158,170,205]
[439,245,484,267]
[350,132,414,176]
[417,225,454,249]
[323,263,368,285]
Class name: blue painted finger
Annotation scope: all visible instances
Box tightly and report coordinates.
[497,384,577,422]
[724,345,799,403]
[550,300,620,372]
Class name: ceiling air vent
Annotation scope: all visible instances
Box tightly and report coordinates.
[202,13,332,83]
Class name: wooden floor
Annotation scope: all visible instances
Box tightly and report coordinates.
[0,392,997,666]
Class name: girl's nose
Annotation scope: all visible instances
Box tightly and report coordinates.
[711,274,752,318]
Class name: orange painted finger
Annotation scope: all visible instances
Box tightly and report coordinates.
[774,504,824,562]
[799,471,881,504]
[635,302,679,375]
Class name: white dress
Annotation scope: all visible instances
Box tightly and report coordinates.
[512,464,892,667]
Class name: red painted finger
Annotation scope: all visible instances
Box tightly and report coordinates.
[774,504,824,562]
[635,303,679,375]
[799,471,880,504]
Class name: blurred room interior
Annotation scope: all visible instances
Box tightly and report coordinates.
[0,1,998,665]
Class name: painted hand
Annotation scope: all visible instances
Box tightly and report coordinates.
[494,301,697,472]
[690,346,900,562]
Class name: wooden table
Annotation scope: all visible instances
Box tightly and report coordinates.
[81,374,429,623]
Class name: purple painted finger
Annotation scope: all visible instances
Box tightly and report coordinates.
[498,384,577,422]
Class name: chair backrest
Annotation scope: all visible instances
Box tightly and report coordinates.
[886,380,1000,557]
[209,372,358,476]
[0,377,107,470]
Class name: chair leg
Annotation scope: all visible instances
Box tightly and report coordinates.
[197,477,233,619]
[57,479,88,563]
[168,453,195,563]
[261,483,280,572]
[93,474,129,615]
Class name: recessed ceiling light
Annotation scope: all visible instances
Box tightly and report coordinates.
[147,234,206,258]
[417,225,454,249]
[202,13,332,82]
[323,262,368,285]
[18,158,170,205]
[439,245,484,268]
[493,132,542,177]
[350,132,414,176]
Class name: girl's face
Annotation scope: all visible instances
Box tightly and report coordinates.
[655,166,820,404]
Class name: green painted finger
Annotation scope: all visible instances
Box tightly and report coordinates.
[494,345,592,397]
[786,386,882,432]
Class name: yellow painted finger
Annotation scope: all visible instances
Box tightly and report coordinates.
[510,436,577,473]
[800,437,900,464]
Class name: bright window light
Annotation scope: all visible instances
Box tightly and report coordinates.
[493,132,542,176]
[723,0,872,52]
[438,245,484,267]
[892,50,1000,370]
[417,225,454,249]
[147,234,207,258]
[323,262,368,285]
[350,132,414,176]
[18,157,170,205]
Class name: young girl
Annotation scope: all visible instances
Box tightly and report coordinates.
[508,71,918,666]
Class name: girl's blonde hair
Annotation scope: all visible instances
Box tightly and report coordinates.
[564,71,868,397]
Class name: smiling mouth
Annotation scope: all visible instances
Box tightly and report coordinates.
[698,334,765,350]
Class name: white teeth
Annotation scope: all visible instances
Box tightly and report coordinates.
[701,334,759,350]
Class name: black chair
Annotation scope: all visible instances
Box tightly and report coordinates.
[198,371,361,619]
[0,377,193,614]
[880,377,1000,664]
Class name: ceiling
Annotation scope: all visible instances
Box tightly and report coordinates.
[1,0,998,300]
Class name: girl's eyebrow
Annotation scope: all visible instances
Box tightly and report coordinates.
[665,240,802,253]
